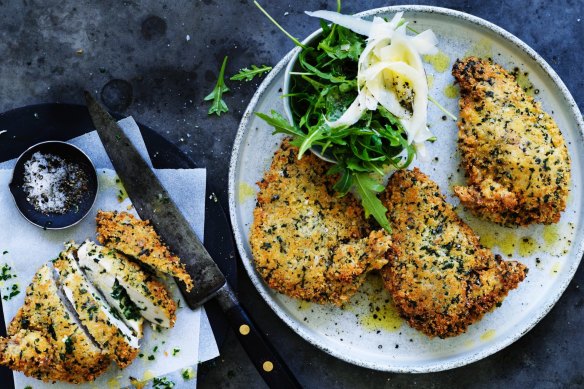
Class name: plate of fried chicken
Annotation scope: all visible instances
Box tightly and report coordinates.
[228,6,584,372]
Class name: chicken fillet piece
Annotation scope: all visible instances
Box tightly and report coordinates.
[0,265,110,383]
[96,210,193,292]
[55,246,140,368]
[380,169,528,338]
[250,139,391,306]
[78,241,177,328]
[452,57,570,225]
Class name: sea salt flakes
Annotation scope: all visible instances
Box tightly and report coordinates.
[22,152,88,214]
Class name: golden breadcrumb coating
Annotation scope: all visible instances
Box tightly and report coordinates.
[96,210,193,292]
[380,169,528,338]
[1,265,110,383]
[452,57,571,225]
[250,139,391,306]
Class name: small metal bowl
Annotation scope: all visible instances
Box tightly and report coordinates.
[9,141,98,230]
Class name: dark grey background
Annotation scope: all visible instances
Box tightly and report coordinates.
[0,0,582,388]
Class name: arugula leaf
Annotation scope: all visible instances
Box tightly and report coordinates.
[204,56,230,116]
[353,172,391,232]
[230,65,273,81]
[254,111,307,139]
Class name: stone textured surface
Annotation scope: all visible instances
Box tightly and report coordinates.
[0,0,582,388]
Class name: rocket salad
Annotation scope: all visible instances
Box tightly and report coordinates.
[255,2,440,232]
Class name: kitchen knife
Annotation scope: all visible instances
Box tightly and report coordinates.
[84,92,301,389]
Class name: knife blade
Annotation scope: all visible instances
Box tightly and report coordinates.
[84,92,301,389]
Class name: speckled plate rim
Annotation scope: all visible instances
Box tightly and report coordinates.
[228,5,584,373]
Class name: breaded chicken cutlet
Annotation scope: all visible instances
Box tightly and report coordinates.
[380,169,527,338]
[96,210,193,292]
[250,139,391,306]
[452,57,571,226]
[0,265,110,383]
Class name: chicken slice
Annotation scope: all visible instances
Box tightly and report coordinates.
[78,241,144,338]
[0,265,110,383]
[55,246,140,368]
[452,57,571,225]
[96,210,193,292]
[77,240,177,328]
[381,168,528,338]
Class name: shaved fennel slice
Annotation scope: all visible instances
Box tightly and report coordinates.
[410,29,439,55]
[377,27,425,73]
[367,13,404,41]
[326,94,366,129]
[382,61,430,143]
[362,63,410,119]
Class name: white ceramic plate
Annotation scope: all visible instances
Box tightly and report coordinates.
[228,6,584,372]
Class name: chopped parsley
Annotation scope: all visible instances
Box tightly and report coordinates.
[3,284,20,300]
[182,367,195,381]
[64,337,74,354]
[172,348,180,356]
[148,355,155,361]
[110,279,142,320]
[152,377,175,389]
[0,264,14,281]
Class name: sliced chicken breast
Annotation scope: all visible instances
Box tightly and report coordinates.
[96,210,193,292]
[78,240,177,328]
[0,265,110,383]
[78,241,144,338]
[55,246,140,368]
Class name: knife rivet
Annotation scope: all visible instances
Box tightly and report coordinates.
[262,361,274,372]
[239,324,250,335]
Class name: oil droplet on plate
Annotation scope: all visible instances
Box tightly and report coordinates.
[358,274,403,332]
[518,237,537,257]
[480,329,496,341]
[464,38,493,59]
[542,224,562,255]
[423,51,451,73]
[360,301,403,332]
[238,182,256,203]
[550,262,561,276]
[426,74,434,88]
[511,68,535,96]
[297,300,312,311]
[444,84,459,99]
[107,375,122,389]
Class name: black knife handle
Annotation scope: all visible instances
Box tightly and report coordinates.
[215,285,302,389]
[223,302,302,389]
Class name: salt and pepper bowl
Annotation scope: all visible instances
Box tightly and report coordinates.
[9,141,98,229]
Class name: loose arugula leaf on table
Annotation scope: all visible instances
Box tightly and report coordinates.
[230,65,272,81]
[204,56,230,116]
